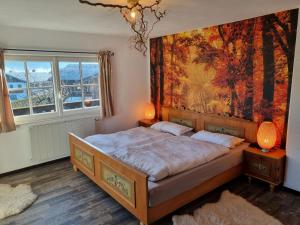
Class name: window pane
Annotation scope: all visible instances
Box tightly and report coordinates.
[9,89,29,106]
[59,62,80,85]
[62,86,82,110]
[84,85,99,107]
[31,88,55,107]
[27,62,53,87]
[33,105,55,114]
[84,100,100,107]
[5,60,27,89]
[82,62,99,84]
[64,102,83,110]
[13,108,30,116]
[84,85,99,100]
[8,89,30,116]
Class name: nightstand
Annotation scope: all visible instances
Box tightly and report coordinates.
[138,119,159,127]
[244,147,286,192]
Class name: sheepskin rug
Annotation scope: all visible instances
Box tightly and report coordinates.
[0,184,37,220]
[173,191,282,225]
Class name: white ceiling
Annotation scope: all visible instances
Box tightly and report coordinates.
[0,0,299,37]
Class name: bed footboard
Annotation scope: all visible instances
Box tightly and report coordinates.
[69,132,243,225]
[69,133,149,224]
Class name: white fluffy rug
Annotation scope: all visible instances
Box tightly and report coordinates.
[173,191,282,225]
[0,184,37,220]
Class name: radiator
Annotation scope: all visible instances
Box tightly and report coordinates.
[29,117,96,164]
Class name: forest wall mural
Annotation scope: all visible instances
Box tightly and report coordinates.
[150,9,299,146]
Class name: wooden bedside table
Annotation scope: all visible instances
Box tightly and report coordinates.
[138,119,159,127]
[244,147,286,192]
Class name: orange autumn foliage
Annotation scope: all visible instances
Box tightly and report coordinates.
[150,9,299,147]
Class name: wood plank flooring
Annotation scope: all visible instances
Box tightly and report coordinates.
[0,159,300,225]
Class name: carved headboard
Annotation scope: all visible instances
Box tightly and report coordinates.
[197,114,258,143]
[161,107,258,143]
[161,107,199,130]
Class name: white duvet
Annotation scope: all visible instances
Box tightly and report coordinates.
[85,127,230,182]
[85,127,172,154]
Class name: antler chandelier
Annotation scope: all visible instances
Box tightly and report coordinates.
[79,0,166,55]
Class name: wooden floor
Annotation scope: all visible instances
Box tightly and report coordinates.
[1,159,300,225]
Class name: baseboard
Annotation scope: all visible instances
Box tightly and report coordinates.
[0,157,70,177]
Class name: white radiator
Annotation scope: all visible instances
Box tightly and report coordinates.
[29,117,96,164]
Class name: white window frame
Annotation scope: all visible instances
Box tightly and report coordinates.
[4,53,101,125]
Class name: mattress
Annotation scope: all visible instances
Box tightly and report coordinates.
[147,142,249,207]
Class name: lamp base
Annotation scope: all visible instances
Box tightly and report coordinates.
[261,148,270,153]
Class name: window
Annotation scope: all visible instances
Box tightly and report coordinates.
[59,61,100,110]
[4,55,100,123]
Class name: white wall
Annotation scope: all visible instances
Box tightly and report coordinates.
[0,25,148,174]
[284,10,300,191]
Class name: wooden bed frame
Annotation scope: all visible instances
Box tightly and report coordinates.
[69,107,258,225]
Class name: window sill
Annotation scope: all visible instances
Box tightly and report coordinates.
[15,108,101,127]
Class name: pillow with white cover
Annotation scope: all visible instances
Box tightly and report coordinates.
[191,130,244,148]
[151,121,193,136]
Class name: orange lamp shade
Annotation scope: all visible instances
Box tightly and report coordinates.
[257,121,277,151]
[144,103,155,120]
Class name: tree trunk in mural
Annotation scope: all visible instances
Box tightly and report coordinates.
[283,9,299,136]
[229,74,237,116]
[268,9,298,143]
[158,37,165,118]
[273,9,298,127]
[218,26,237,116]
[170,35,177,107]
[286,10,298,104]
[286,10,298,114]
[150,39,158,110]
[262,16,275,121]
[243,20,255,120]
[150,37,164,119]
[268,10,298,123]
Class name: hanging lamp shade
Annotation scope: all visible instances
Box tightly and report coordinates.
[257,121,277,152]
[144,103,155,120]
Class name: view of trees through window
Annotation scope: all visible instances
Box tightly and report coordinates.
[5,57,100,118]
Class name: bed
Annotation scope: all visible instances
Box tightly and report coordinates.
[69,107,258,225]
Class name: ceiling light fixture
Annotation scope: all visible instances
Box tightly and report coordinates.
[79,0,166,55]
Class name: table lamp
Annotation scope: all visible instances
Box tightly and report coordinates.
[144,103,155,120]
[257,121,277,152]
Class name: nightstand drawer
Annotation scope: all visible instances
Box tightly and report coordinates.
[244,152,273,180]
[244,147,286,191]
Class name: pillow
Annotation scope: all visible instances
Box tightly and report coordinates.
[191,130,244,148]
[151,121,193,136]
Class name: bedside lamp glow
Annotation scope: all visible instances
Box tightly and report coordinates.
[144,103,155,120]
[257,121,277,152]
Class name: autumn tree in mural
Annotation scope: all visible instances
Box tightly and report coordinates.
[150,9,299,146]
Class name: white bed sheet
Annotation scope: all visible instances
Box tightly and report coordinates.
[85,128,230,182]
